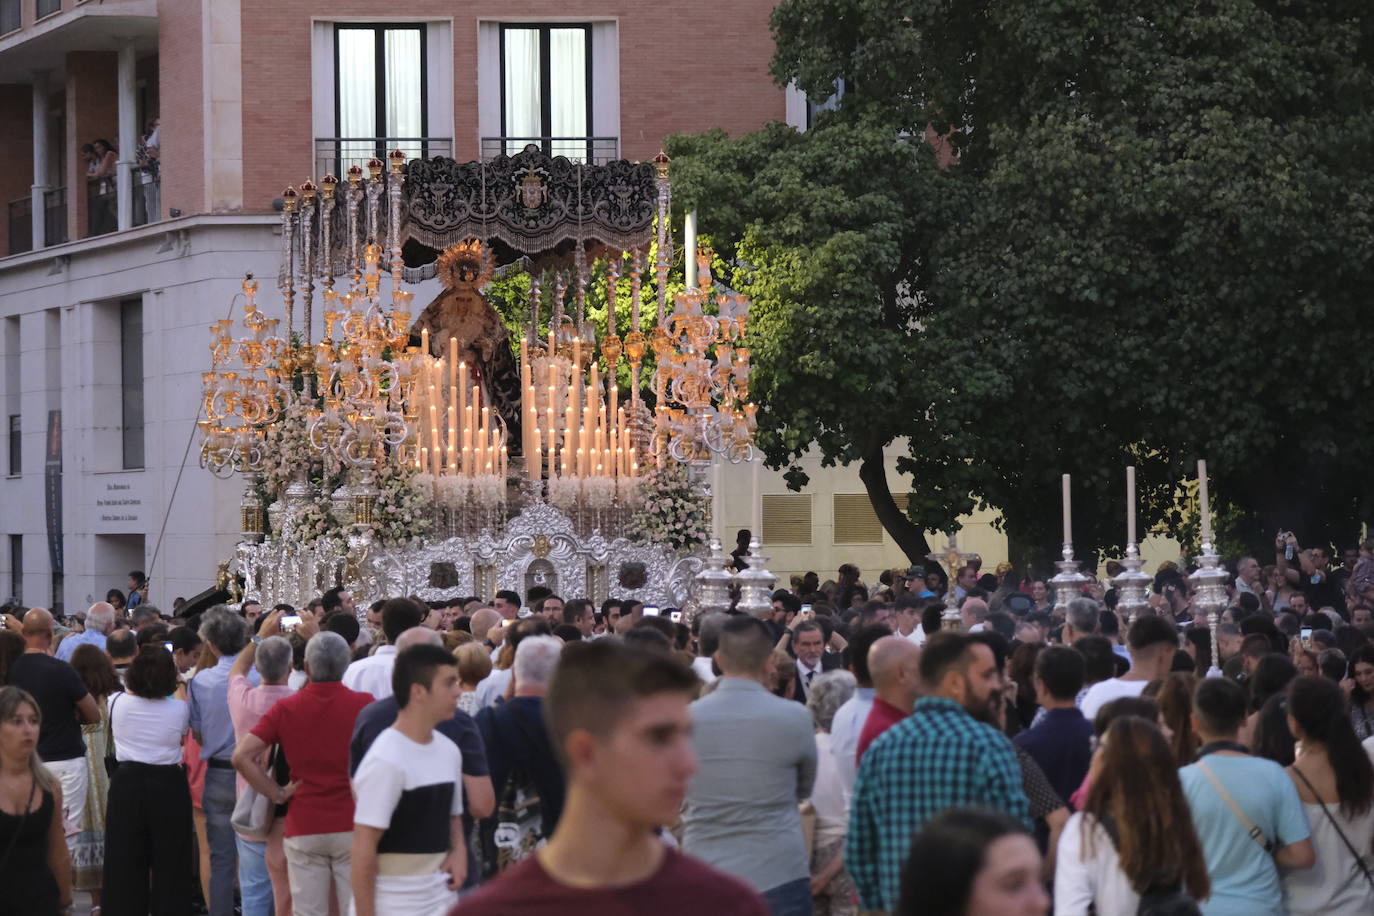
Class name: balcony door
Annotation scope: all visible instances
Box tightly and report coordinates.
[500,24,592,161]
[333,24,428,170]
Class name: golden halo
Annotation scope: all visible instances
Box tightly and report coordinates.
[436,238,495,291]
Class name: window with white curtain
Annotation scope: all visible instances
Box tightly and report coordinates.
[334,24,427,166]
[500,24,592,160]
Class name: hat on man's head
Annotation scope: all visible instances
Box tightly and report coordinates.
[904,566,925,580]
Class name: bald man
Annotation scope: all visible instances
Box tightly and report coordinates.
[855,636,921,761]
[56,601,116,662]
[960,597,990,633]
[7,608,101,852]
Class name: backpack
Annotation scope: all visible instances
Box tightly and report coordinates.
[479,709,547,877]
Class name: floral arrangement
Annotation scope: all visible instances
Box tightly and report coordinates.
[258,408,433,549]
[363,461,434,547]
[626,461,710,551]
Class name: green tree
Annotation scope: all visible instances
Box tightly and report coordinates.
[668,0,1374,565]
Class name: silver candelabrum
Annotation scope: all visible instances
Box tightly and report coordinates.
[694,538,735,616]
[1111,542,1153,623]
[1049,542,1091,616]
[734,539,777,618]
[1189,539,1230,671]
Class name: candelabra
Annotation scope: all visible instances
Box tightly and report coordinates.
[734,539,777,617]
[927,534,980,630]
[199,275,286,477]
[1110,543,1153,623]
[694,538,735,615]
[1189,539,1230,671]
[653,247,757,465]
[1049,543,1091,616]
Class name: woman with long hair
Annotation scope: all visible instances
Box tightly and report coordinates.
[1342,644,1374,741]
[0,686,71,913]
[69,644,121,914]
[1151,672,1200,766]
[1055,716,1210,914]
[102,645,193,914]
[1282,675,1374,914]
[1243,654,1298,749]
[896,807,1048,916]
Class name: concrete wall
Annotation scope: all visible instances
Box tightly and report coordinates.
[0,217,282,610]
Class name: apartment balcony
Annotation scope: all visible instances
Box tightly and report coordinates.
[481,137,621,165]
[86,168,159,237]
[42,187,65,246]
[6,197,29,254]
[313,138,453,180]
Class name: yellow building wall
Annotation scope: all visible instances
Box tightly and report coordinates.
[714,442,1187,586]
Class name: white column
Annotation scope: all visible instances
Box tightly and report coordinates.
[684,210,698,288]
[30,73,50,248]
[116,42,137,230]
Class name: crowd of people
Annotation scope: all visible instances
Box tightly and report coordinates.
[0,531,1372,916]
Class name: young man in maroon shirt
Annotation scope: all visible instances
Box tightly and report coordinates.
[453,640,768,915]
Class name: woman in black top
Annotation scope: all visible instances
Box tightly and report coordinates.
[0,685,70,914]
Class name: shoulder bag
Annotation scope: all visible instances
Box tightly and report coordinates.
[1196,760,1273,852]
[103,693,121,777]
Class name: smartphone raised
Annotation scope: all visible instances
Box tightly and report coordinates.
[642,606,661,617]
[280,614,302,631]
[1300,627,1313,649]
[669,610,683,622]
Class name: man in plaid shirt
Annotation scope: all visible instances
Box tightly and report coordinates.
[847,631,1031,912]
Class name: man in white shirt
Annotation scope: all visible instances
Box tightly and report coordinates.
[342,598,424,699]
[893,595,926,646]
[1080,613,1178,720]
[692,613,727,684]
[352,643,466,916]
[959,597,989,633]
[828,624,891,795]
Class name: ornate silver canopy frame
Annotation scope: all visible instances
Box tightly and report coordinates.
[234,502,702,612]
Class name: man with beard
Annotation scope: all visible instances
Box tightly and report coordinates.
[846,631,1030,914]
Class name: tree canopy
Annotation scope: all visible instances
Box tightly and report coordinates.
[666,0,1374,564]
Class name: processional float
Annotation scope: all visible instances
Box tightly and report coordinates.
[199,145,772,615]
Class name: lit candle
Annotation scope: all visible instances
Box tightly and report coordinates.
[1126,465,1137,546]
[447,397,457,468]
[1062,473,1072,546]
[421,446,428,474]
[458,363,468,452]
[1198,459,1211,545]
[421,327,430,358]
[481,406,491,471]
[448,337,458,392]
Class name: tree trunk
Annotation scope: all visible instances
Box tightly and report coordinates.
[859,447,931,564]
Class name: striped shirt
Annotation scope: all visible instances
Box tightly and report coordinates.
[847,696,1031,911]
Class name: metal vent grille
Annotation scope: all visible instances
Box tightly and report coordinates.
[833,493,884,544]
[762,494,813,545]
[832,492,912,544]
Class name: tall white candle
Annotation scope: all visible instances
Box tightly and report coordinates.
[1126,465,1137,545]
[1198,459,1211,544]
[1061,473,1072,545]
[752,456,762,538]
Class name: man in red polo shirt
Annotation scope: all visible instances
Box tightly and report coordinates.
[855,636,922,761]
[233,630,374,916]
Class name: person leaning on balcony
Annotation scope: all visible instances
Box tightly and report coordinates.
[91,139,117,178]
